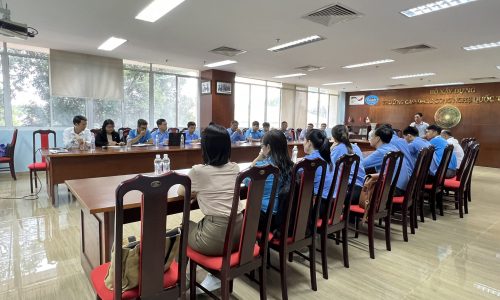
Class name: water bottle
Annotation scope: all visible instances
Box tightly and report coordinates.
[180,134,185,147]
[154,154,162,175]
[162,154,171,173]
[292,146,298,163]
[90,135,96,152]
[155,134,160,148]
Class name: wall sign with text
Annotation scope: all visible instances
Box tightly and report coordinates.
[349,95,365,105]
[365,95,379,106]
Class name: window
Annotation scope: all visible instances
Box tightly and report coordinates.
[52,97,86,127]
[93,99,122,129]
[154,73,176,127]
[329,94,339,126]
[0,56,4,126]
[177,77,198,128]
[124,68,149,127]
[318,93,329,126]
[249,85,265,124]
[266,87,281,128]
[307,91,319,127]
[235,83,250,128]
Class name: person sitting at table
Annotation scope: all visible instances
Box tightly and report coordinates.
[151,118,169,145]
[425,125,458,180]
[262,122,271,134]
[178,124,241,292]
[402,126,430,161]
[364,126,409,196]
[280,121,293,141]
[245,121,264,142]
[127,119,153,145]
[299,123,314,141]
[227,120,245,143]
[329,125,366,205]
[63,115,92,149]
[185,121,200,143]
[320,123,328,138]
[94,119,122,147]
[441,129,465,167]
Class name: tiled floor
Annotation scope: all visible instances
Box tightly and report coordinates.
[0,168,499,299]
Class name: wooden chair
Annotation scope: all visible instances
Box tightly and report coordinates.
[90,128,101,136]
[170,128,180,133]
[0,128,18,180]
[423,144,454,220]
[90,172,192,300]
[289,129,295,142]
[188,165,279,300]
[317,153,360,278]
[295,128,303,141]
[391,148,428,241]
[118,127,131,143]
[28,130,56,193]
[350,151,403,259]
[269,158,326,300]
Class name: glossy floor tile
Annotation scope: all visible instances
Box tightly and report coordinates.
[0,167,499,300]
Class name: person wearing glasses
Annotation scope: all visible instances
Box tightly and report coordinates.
[95,119,122,147]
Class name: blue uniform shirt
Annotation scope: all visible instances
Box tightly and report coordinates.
[151,130,169,145]
[185,132,200,143]
[429,136,457,175]
[304,150,334,199]
[246,157,282,214]
[364,143,409,191]
[227,128,245,142]
[127,129,152,144]
[390,134,415,181]
[408,137,430,159]
[331,143,366,194]
[245,129,264,140]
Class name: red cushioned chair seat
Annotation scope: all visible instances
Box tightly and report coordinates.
[350,205,365,214]
[270,237,294,246]
[444,179,460,189]
[27,162,47,170]
[187,245,260,271]
[0,157,11,162]
[392,196,404,204]
[256,232,273,241]
[316,215,344,228]
[90,261,179,300]
[424,184,433,190]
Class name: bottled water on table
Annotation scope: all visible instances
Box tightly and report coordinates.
[162,154,171,173]
[155,134,160,148]
[154,154,163,175]
[291,146,298,163]
[180,134,185,146]
[90,135,96,152]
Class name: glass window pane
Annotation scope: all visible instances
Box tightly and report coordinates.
[235,83,250,128]
[0,58,4,126]
[307,92,319,127]
[177,77,198,129]
[52,97,86,127]
[318,94,329,126]
[329,95,339,126]
[124,69,149,127]
[154,73,176,128]
[249,85,265,125]
[93,99,122,129]
[266,87,281,128]
[9,54,50,126]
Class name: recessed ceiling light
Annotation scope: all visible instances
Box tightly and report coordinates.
[424,82,464,87]
[98,37,127,51]
[204,60,237,68]
[267,35,325,52]
[497,65,500,70]
[322,81,353,86]
[392,73,435,79]
[401,0,478,18]
[359,87,388,91]
[136,0,186,22]
[273,73,306,79]
[463,41,500,51]
[342,59,394,69]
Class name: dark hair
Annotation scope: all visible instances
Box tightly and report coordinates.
[380,123,393,130]
[101,119,115,132]
[331,125,353,155]
[321,123,327,126]
[375,126,393,143]
[441,129,452,136]
[137,119,148,127]
[73,115,87,125]
[201,124,231,166]
[306,129,333,170]
[307,123,314,127]
[281,121,288,124]
[187,121,196,128]
[415,112,423,117]
[252,121,259,126]
[262,122,270,127]
[208,121,215,126]
[231,120,238,125]
[262,129,294,185]
[427,124,442,134]
[402,126,419,137]
[156,118,166,126]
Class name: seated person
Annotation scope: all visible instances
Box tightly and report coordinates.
[245,121,264,142]
[262,122,271,134]
[63,115,92,149]
[425,125,458,179]
[320,123,328,138]
[95,119,122,147]
[227,120,245,142]
[330,125,366,205]
[280,121,294,141]
[382,124,415,183]
[299,123,314,141]
[127,119,153,145]
[185,121,200,143]
[364,126,409,196]
[151,118,169,145]
[303,129,334,202]
[441,130,465,167]
[402,126,431,161]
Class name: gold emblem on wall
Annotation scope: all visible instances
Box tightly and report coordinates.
[434,105,461,128]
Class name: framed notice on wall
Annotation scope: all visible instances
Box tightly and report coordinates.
[349,95,365,105]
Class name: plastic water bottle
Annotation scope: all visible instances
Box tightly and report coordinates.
[180,134,185,147]
[154,154,162,175]
[292,146,298,163]
[90,135,96,152]
[162,154,170,173]
[155,134,160,148]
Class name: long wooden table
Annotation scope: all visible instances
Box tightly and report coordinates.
[44,142,310,206]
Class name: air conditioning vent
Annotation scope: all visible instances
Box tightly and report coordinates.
[295,65,325,72]
[470,76,497,81]
[303,3,363,27]
[209,46,247,57]
[392,44,436,54]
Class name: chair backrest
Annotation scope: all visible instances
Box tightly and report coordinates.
[404,148,428,208]
[460,137,475,150]
[457,140,475,180]
[151,127,158,133]
[323,153,360,227]
[282,158,326,243]
[113,172,192,299]
[417,146,435,193]
[32,129,56,164]
[433,144,454,188]
[221,165,279,271]
[5,129,18,159]
[170,128,179,133]
[369,151,402,217]
[460,142,480,188]
[90,129,101,136]
[296,128,303,140]
[289,129,295,141]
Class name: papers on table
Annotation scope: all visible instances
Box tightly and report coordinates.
[131,143,150,147]
[49,148,69,154]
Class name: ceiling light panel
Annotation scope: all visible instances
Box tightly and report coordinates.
[273,73,306,79]
[401,0,478,18]
[322,81,353,86]
[267,35,325,52]
[342,59,394,69]
[392,73,435,79]
[423,82,464,87]
[463,41,500,51]
[359,88,388,91]
[98,37,127,51]
[204,60,237,68]
[136,0,186,22]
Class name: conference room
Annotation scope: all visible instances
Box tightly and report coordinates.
[0,0,499,299]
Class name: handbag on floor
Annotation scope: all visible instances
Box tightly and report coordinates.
[358,174,379,222]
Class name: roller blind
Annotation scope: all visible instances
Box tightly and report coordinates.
[49,50,124,100]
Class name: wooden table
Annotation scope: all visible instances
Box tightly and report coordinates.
[44,142,306,206]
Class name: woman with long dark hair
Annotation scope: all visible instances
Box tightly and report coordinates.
[303,129,334,200]
[95,119,121,147]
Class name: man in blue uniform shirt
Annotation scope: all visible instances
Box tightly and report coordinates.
[245,121,264,142]
[151,118,169,145]
[402,126,431,161]
[127,119,153,145]
[227,120,245,143]
[425,124,457,179]
[185,121,200,143]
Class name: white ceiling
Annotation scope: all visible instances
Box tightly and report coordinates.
[4,0,500,91]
